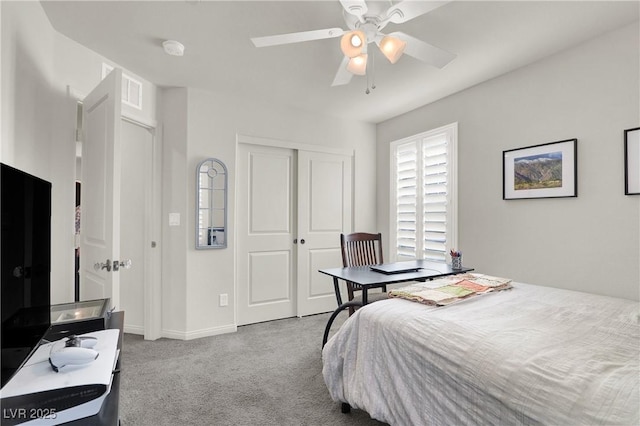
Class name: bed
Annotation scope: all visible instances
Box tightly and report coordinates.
[322,280,640,425]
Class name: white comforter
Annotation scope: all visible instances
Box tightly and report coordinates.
[322,282,640,425]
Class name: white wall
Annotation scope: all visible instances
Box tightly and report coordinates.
[158,88,189,336]
[1,2,3,150]
[1,1,71,303]
[160,87,377,338]
[377,23,640,300]
[1,2,157,304]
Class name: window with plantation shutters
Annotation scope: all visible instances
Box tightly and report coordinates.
[395,141,418,258]
[390,123,458,263]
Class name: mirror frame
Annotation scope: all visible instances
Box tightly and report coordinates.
[195,158,228,249]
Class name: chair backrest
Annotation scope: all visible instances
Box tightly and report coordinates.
[340,232,384,267]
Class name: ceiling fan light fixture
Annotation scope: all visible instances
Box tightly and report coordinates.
[340,30,366,58]
[347,54,368,75]
[379,35,406,64]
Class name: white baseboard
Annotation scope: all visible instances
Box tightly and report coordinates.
[161,324,237,340]
[124,324,144,335]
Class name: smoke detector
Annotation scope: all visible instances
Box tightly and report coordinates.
[163,40,185,57]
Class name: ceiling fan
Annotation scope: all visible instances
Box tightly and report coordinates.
[250,0,456,88]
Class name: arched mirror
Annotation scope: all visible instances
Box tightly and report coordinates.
[196,158,227,249]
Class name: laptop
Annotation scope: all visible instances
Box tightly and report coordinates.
[370,263,423,275]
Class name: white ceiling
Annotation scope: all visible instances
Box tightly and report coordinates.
[41,1,639,124]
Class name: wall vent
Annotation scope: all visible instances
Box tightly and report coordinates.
[102,63,143,110]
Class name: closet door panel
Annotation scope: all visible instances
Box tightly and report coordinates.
[297,151,352,316]
[237,144,296,325]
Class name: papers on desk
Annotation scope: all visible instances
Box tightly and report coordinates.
[388,273,512,306]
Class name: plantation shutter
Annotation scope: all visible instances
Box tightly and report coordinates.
[391,123,457,263]
[395,141,418,259]
[422,134,448,261]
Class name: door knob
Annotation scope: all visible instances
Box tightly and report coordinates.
[113,259,132,271]
[300,239,305,244]
[94,259,112,272]
[12,266,23,278]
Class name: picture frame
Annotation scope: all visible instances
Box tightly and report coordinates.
[503,138,577,200]
[624,127,640,195]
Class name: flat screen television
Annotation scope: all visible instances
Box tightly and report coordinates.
[1,163,52,388]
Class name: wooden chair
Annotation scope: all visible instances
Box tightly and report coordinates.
[340,232,388,315]
[323,232,389,348]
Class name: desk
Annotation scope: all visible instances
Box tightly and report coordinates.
[320,260,473,349]
[320,259,474,305]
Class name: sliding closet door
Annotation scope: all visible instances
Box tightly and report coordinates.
[297,151,352,316]
[237,142,353,324]
[236,144,297,325]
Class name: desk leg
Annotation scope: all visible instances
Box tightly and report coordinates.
[333,277,342,306]
[322,300,362,348]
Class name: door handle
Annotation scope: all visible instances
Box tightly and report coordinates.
[12,266,23,278]
[113,259,132,271]
[300,239,305,244]
[94,259,112,272]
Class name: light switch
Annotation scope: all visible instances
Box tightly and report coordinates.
[169,213,180,226]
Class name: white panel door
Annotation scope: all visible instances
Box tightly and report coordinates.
[79,69,122,308]
[297,151,352,316]
[237,144,296,325]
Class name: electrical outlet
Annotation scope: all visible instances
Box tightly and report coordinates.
[219,293,228,307]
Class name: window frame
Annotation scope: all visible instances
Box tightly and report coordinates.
[389,122,458,263]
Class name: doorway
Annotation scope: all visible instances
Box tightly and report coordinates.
[236,138,353,325]
[118,120,153,335]
[74,93,159,338]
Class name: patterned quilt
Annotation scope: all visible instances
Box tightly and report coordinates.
[388,273,512,305]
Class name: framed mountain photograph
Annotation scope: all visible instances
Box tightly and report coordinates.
[624,127,640,195]
[503,139,577,200]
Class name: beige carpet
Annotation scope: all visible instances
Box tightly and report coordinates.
[119,312,386,426]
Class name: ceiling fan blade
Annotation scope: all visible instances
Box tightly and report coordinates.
[389,31,456,68]
[385,1,450,24]
[339,0,368,20]
[331,56,354,86]
[251,28,344,48]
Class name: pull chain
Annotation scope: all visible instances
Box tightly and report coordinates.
[365,51,376,94]
[371,50,376,91]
